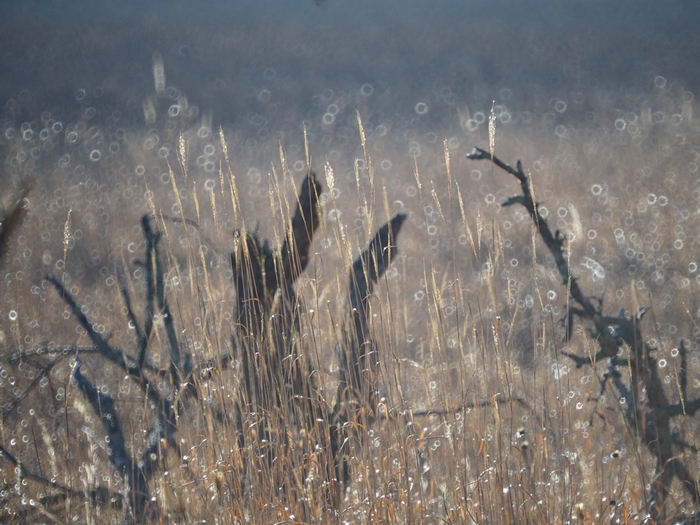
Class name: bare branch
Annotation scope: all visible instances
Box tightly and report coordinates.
[468,147,699,518]
[46,274,136,373]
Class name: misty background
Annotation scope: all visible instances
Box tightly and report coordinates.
[0,0,699,366]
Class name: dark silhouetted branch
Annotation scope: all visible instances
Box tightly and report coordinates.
[140,215,188,386]
[279,171,322,292]
[468,147,700,519]
[412,395,530,417]
[72,356,148,514]
[0,443,115,505]
[342,213,407,399]
[44,215,189,522]
[9,345,157,373]
[46,274,136,373]
[331,213,407,485]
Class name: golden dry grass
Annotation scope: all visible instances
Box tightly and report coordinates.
[0,71,699,524]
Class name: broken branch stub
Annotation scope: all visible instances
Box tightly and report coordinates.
[331,212,407,485]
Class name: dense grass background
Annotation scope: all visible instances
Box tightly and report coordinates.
[1,1,699,522]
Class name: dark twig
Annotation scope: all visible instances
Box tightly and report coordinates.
[412,395,530,417]
[647,397,700,422]
[0,443,115,504]
[9,345,158,373]
[468,147,639,362]
[680,339,688,409]
[140,215,187,386]
[117,271,147,372]
[46,274,137,373]
[1,356,63,420]
[149,213,220,257]
[133,215,163,376]
[72,357,148,514]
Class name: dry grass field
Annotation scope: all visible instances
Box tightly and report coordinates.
[1,1,699,523]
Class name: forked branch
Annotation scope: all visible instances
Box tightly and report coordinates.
[44,214,184,523]
[468,147,700,520]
